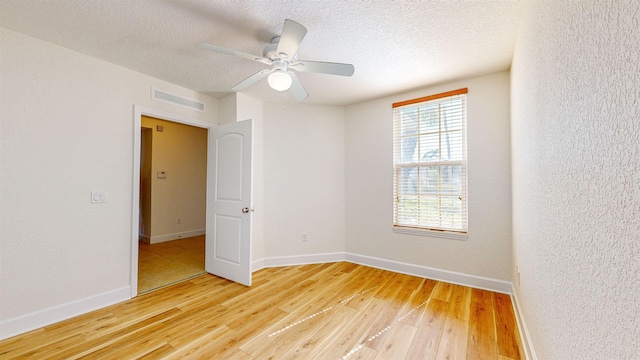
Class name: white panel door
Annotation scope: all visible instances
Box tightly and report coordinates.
[206,119,252,286]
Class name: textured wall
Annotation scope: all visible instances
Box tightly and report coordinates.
[0,28,218,326]
[511,1,639,358]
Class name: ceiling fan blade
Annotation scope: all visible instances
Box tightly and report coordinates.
[288,71,308,101]
[198,43,271,65]
[276,19,307,60]
[291,60,355,77]
[232,69,274,91]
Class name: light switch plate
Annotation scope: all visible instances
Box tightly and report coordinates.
[91,191,107,203]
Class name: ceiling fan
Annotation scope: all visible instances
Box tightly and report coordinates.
[198,19,355,100]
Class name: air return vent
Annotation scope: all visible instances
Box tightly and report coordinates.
[151,87,205,112]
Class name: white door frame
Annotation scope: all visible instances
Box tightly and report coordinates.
[131,105,214,298]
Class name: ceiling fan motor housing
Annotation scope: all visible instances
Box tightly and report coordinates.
[263,36,297,62]
[263,40,278,59]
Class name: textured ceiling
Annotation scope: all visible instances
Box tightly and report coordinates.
[0,0,523,105]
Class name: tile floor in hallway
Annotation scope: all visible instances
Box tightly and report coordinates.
[138,235,205,293]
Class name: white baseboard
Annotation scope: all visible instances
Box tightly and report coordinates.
[253,252,511,294]
[0,286,130,341]
[3,253,534,357]
[149,229,205,244]
[252,252,532,358]
[344,253,513,294]
[510,285,537,360]
[253,252,345,271]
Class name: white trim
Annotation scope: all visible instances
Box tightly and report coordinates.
[147,229,206,244]
[510,286,537,360]
[393,226,468,240]
[252,252,346,271]
[131,105,214,298]
[3,252,530,349]
[345,252,512,294]
[252,252,510,294]
[252,258,264,272]
[0,286,129,341]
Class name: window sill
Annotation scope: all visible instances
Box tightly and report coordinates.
[393,226,468,241]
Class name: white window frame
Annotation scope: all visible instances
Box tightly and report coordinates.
[392,88,468,240]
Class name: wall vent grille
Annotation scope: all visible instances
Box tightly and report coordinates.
[151,87,205,112]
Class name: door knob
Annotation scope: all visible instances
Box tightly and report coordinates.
[242,207,249,213]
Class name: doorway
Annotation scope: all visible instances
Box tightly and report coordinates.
[137,116,208,293]
[131,105,254,298]
[131,107,216,297]
[137,235,205,293]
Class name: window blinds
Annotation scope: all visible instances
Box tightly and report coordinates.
[392,88,468,233]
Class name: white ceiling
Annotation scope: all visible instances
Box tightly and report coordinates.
[0,0,523,106]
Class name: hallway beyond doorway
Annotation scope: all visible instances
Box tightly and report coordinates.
[138,235,205,293]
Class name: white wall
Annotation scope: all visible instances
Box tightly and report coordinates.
[1,24,511,340]
[345,71,512,281]
[511,2,639,359]
[262,103,346,258]
[0,28,218,338]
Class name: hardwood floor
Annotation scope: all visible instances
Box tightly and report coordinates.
[0,262,524,359]
[138,236,205,293]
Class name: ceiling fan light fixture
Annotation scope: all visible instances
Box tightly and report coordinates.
[267,71,292,91]
[199,19,354,100]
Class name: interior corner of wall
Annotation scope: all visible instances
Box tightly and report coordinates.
[218,93,238,124]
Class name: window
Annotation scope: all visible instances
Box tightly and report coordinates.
[392,88,468,236]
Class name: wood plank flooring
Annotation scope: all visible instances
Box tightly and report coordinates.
[138,236,205,293]
[0,262,524,359]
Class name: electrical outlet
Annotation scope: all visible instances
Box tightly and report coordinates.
[302,233,308,242]
[516,265,521,286]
